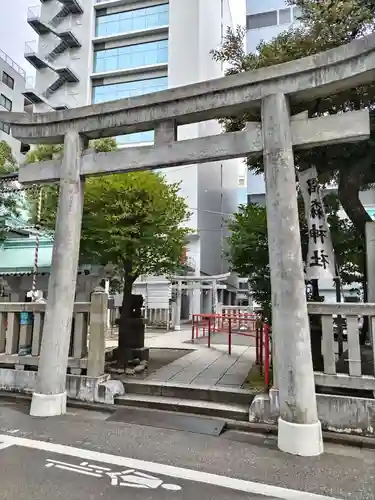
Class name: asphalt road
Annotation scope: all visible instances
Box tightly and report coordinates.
[0,399,374,500]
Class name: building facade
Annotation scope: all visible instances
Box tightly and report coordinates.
[0,49,27,161]
[24,0,239,314]
[246,0,300,54]
[246,0,300,203]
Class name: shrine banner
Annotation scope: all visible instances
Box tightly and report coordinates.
[299,167,337,280]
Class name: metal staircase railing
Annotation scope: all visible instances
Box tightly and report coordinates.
[43,76,66,98]
[50,0,83,28]
[45,40,70,62]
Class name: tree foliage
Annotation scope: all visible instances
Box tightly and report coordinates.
[26,139,191,289]
[227,193,364,314]
[211,0,375,235]
[0,140,19,240]
[27,139,190,359]
[0,140,17,173]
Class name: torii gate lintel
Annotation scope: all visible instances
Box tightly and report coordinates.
[2,33,375,456]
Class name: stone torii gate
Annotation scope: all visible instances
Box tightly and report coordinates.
[171,272,231,329]
[2,33,375,456]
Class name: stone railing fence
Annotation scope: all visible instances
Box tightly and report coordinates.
[219,305,252,316]
[308,302,375,393]
[0,289,108,377]
[142,307,171,330]
[112,306,172,330]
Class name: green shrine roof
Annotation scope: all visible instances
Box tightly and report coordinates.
[0,234,93,276]
[0,235,53,275]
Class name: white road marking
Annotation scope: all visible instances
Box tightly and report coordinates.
[80,462,111,471]
[48,463,103,478]
[0,433,341,500]
[162,484,182,491]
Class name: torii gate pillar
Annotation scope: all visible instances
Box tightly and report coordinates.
[262,93,323,456]
[30,130,85,417]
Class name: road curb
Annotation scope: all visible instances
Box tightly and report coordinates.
[1,391,375,450]
[225,420,375,450]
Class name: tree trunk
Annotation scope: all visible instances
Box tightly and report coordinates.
[116,278,136,365]
[338,163,372,236]
[338,162,372,344]
[116,261,143,366]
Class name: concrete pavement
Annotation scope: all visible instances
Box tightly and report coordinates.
[107,327,256,388]
[0,399,374,499]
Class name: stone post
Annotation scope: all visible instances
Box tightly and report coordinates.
[87,288,108,377]
[262,93,323,456]
[30,129,85,417]
[212,279,218,313]
[175,280,182,331]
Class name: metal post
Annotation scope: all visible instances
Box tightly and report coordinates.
[208,316,211,348]
[228,317,232,355]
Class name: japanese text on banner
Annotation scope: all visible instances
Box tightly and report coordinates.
[299,167,337,280]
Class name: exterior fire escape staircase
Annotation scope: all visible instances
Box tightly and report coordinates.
[24,1,82,108]
[51,0,83,28]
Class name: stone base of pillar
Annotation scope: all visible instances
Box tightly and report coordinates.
[130,347,149,362]
[277,417,323,457]
[174,325,181,331]
[29,391,67,417]
[114,347,149,364]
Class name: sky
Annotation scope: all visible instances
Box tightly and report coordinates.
[0,0,246,76]
[229,0,246,28]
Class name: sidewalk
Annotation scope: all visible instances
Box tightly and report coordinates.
[106,327,255,389]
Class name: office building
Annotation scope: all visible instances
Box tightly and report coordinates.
[246,0,301,53]
[246,0,300,204]
[24,0,240,313]
[0,49,27,161]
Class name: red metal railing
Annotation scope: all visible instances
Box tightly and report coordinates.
[192,313,271,389]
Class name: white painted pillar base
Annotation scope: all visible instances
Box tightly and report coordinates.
[277,417,323,457]
[30,391,67,417]
[174,324,181,331]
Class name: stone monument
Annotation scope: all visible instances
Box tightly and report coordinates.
[117,294,148,366]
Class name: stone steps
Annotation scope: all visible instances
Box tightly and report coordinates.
[122,380,255,406]
[115,393,249,421]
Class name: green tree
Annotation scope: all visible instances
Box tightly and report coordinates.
[26,140,191,358]
[227,193,363,316]
[0,140,17,172]
[0,140,19,240]
[211,0,375,234]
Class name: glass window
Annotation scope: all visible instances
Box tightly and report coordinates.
[2,72,14,90]
[92,76,168,103]
[96,4,169,37]
[279,8,291,25]
[246,10,277,30]
[94,39,168,73]
[0,94,12,111]
[0,121,10,134]
[92,77,168,144]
